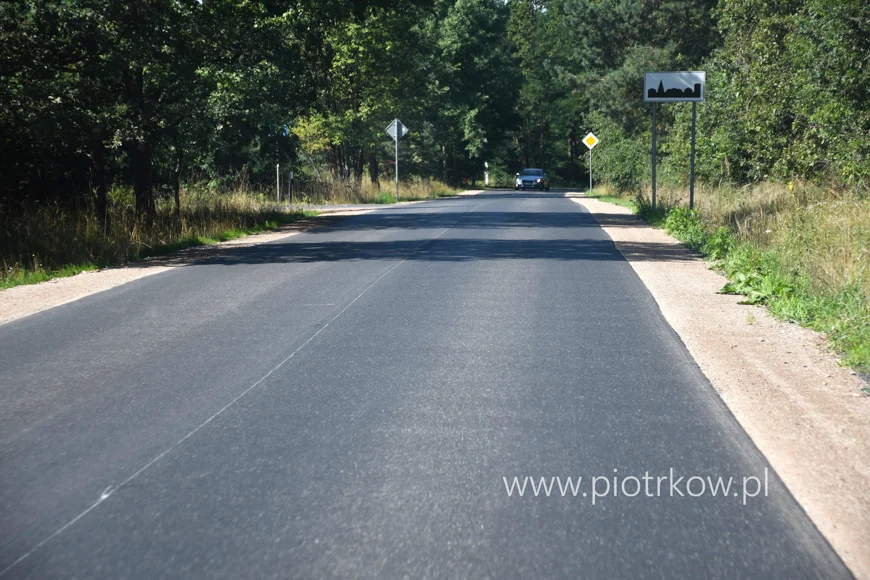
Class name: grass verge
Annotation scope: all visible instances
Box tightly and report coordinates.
[291,178,459,205]
[1,187,318,290]
[589,182,870,372]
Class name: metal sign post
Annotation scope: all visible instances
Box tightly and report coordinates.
[386,119,409,202]
[583,133,599,194]
[644,71,705,209]
[276,163,280,202]
[690,102,697,209]
[653,103,657,209]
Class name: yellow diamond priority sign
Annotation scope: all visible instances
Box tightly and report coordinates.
[583,132,599,150]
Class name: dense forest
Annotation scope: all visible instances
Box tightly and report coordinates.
[3,0,867,217]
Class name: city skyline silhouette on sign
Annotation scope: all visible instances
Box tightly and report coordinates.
[647,80,702,100]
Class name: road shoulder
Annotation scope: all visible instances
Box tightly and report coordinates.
[572,195,870,578]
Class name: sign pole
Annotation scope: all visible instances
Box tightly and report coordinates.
[395,132,399,202]
[589,149,592,195]
[690,102,696,210]
[653,103,657,209]
[276,163,280,203]
[386,119,409,202]
[582,132,599,192]
[643,71,705,211]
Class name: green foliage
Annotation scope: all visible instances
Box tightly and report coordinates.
[1,0,518,214]
[632,195,670,227]
[605,193,869,370]
[664,207,709,252]
[718,242,868,370]
[719,249,794,305]
[0,191,308,283]
[0,263,98,291]
[586,112,649,192]
[376,192,397,205]
[704,227,736,261]
[662,0,870,189]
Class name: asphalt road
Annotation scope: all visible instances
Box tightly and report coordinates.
[0,191,850,578]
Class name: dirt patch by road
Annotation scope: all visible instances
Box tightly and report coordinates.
[573,196,870,578]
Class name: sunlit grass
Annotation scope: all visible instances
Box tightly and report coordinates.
[593,181,870,371]
[1,186,316,289]
[290,178,459,205]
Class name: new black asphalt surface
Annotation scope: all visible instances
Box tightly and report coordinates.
[0,191,851,578]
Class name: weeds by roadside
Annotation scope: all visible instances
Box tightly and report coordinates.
[1,177,457,291]
[1,186,318,290]
[290,178,458,205]
[590,182,870,372]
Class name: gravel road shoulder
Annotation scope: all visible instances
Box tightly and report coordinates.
[572,195,870,579]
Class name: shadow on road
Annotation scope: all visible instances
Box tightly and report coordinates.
[199,236,696,265]
[322,211,614,232]
[180,192,699,267]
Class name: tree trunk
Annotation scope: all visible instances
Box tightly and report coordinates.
[451,145,458,187]
[125,62,155,226]
[569,127,577,181]
[441,145,447,184]
[130,142,154,227]
[368,154,379,185]
[174,148,184,218]
[90,145,109,234]
[353,147,365,183]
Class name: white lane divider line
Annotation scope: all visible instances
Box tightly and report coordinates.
[1,198,492,577]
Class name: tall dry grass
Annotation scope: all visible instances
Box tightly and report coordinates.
[644,182,870,301]
[600,180,870,369]
[1,177,459,289]
[1,185,307,288]
[290,177,458,205]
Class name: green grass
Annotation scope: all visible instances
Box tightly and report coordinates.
[591,187,870,372]
[0,263,99,290]
[584,192,636,210]
[585,192,671,227]
[1,204,317,290]
[374,191,398,204]
[294,178,458,205]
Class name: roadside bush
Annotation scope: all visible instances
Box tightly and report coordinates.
[588,112,648,193]
[664,207,709,252]
[633,195,670,227]
[598,180,870,370]
[703,227,735,261]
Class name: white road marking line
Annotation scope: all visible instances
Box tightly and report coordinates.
[1,198,491,577]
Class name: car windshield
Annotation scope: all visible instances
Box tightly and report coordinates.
[521,169,543,176]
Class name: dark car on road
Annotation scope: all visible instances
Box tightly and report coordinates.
[514,168,550,191]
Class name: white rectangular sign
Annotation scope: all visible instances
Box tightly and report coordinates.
[644,71,705,102]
